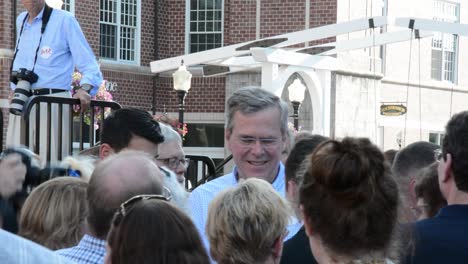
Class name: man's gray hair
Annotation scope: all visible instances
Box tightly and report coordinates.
[159,122,182,143]
[226,87,289,136]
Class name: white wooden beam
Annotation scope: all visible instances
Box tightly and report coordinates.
[202,65,260,77]
[394,17,468,36]
[251,48,337,70]
[271,16,388,48]
[150,16,389,73]
[324,30,433,54]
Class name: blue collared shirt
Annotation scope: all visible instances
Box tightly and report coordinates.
[56,234,106,264]
[0,229,73,264]
[12,7,102,96]
[188,163,299,261]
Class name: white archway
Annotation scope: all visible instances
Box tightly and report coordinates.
[267,66,328,136]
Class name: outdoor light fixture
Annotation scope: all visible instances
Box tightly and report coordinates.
[46,0,63,9]
[288,77,306,131]
[172,61,192,125]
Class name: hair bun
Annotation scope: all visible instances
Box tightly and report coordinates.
[310,138,384,209]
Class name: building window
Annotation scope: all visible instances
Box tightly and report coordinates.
[62,0,75,13]
[188,0,223,53]
[431,0,459,83]
[429,132,445,146]
[99,0,140,63]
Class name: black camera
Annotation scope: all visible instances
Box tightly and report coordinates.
[10,68,39,115]
[1,147,70,193]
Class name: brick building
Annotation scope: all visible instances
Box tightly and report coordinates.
[3,0,465,159]
[0,0,336,161]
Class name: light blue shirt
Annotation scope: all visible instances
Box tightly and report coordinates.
[0,229,73,264]
[12,6,102,96]
[56,234,106,264]
[188,163,299,261]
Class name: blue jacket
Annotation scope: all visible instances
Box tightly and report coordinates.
[405,205,468,264]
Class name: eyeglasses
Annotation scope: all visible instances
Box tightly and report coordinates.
[237,136,282,149]
[116,187,172,221]
[434,149,444,162]
[157,157,190,170]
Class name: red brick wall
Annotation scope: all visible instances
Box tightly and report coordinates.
[156,0,186,60]
[0,0,15,49]
[141,0,158,65]
[1,0,18,99]
[74,1,100,55]
[154,0,226,114]
[76,0,158,110]
[154,76,226,113]
[103,70,154,110]
[224,0,257,45]
[0,0,339,135]
[260,0,306,38]
[224,0,337,46]
[310,0,337,45]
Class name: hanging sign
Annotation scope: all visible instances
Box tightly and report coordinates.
[380,104,407,116]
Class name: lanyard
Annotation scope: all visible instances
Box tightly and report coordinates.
[10,4,53,75]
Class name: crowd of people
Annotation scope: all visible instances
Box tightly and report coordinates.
[2,1,467,263]
[1,85,467,264]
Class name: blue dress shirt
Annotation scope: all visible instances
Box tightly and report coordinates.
[12,6,102,96]
[0,229,73,264]
[56,234,106,264]
[188,163,299,262]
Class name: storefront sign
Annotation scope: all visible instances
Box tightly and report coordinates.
[380,104,407,116]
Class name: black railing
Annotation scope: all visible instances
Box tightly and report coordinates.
[22,96,121,162]
[185,154,217,190]
[186,153,233,190]
[214,154,232,176]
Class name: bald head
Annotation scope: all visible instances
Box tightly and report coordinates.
[97,151,164,191]
[87,151,164,239]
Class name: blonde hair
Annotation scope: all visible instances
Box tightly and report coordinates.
[206,178,291,264]
[19,177,88,250]
[60,155,97,182]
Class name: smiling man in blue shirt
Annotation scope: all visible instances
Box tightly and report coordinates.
[7,0,102,161]
[189,87,299,262]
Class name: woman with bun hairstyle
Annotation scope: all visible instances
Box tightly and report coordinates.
[300,137,400,264]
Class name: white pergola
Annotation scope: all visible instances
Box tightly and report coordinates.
[150,16,468,136]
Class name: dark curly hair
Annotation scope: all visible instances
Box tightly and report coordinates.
[300,137,399,258]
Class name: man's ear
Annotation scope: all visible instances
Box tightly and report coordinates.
[99,143,115,160]
[225,128,231,141]
[225,128,232,151]
[286,180,298,201]
[272,235,284,258]
[442,153,453,183]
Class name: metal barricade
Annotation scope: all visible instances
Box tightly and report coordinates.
[185,154,217,190]
[21,96,121,162]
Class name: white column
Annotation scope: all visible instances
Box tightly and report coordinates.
[261,63,279,91]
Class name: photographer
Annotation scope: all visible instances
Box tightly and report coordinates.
[7,0,102,162]
[0,150,28,232]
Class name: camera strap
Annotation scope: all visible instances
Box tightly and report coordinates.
[10,4,54,76]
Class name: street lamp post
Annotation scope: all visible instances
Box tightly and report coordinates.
[288,77,306,131]
[172,61,192,125]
